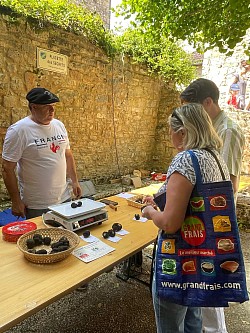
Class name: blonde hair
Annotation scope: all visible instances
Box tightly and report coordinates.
[169,103,222,150]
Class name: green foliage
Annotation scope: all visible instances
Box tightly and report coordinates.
[116,0,250,54]
[115,28,196,85]
[0,0,196,85]
[0,0,116,56]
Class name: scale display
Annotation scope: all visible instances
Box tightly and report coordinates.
[77,211,107,228]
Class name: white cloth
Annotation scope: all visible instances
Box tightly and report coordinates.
[202,307,228,333]
[213,110,245,178]
[2,116,71,209]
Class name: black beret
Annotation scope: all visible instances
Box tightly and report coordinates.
[26,88,60,104]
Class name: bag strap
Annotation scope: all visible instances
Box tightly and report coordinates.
[188,149,226,185]
[187,150,202,184]
[203,148,226,180]
[149,236,158,295]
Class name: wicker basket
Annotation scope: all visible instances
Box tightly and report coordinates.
[126,195,145,209]
[17,228,80,264]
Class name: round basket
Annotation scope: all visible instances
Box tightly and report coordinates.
[17,228,80,264]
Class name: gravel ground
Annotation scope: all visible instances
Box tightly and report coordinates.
[5,247,156,333]
[5,232,250,333]
[224,231,250,333]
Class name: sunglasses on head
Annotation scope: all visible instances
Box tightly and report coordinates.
[171,109,183,125]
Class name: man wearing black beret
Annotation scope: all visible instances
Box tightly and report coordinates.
[2,87,82,219]
[26,87,60,104]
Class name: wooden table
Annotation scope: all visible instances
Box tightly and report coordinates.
[0,195,158,333]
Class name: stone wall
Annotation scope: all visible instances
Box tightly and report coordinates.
[1,9,248,206]
[0,12,176,201]
[74,0,111,28]
[151,83,180,172]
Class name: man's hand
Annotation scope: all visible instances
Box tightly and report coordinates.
[72,181,82,199]
[11,199,26,218]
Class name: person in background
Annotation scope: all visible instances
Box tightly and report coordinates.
[2,87,82,219]
[244,99,250,111]
[142,103,230,333]
[227,83,240,109]
[231,59,250,110]
[180,78,245,333]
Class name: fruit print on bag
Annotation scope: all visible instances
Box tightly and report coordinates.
[190,196,205,212]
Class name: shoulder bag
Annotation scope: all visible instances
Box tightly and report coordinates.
[155,149,249,306]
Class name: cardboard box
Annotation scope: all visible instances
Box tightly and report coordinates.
[131,176,142,188]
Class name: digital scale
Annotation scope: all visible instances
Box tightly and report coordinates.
[42,198,108,232]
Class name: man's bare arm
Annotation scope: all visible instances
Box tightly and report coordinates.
[65,149,82,198]
[2,159,26,217]
[230,174,239,195]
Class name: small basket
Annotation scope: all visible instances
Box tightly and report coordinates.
[17,228,80,264]
[126,195,145,209]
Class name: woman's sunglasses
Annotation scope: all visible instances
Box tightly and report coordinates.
[171,109,183,125]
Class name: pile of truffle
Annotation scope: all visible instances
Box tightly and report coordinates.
[26,233,70,254]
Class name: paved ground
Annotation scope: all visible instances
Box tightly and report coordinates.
[5,231,250,333]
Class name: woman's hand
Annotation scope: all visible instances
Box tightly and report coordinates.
[141,205,155,220]
[142,195,158,209]
[141,172,194,233]
[143,195,155,205]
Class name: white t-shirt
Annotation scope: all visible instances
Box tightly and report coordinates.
[2,117,71,209]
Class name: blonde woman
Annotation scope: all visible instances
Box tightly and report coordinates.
[142,103,230,333]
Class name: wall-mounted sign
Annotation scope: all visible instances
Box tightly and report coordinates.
[37,47,68,75]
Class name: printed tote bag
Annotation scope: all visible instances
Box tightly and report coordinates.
[155,150,249,307]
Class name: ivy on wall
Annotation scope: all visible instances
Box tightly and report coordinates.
[0,0,115,55]
[0,0,195,85]
[115,28,195,85]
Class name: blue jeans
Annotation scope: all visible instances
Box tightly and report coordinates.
[152,277,202,333]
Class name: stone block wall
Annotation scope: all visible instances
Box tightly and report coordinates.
[151,83,180,172]
[1,10,248,205]
[0,12,176,201]
[74,0,111,28]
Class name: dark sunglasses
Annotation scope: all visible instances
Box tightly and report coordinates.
[171,109,183,125]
